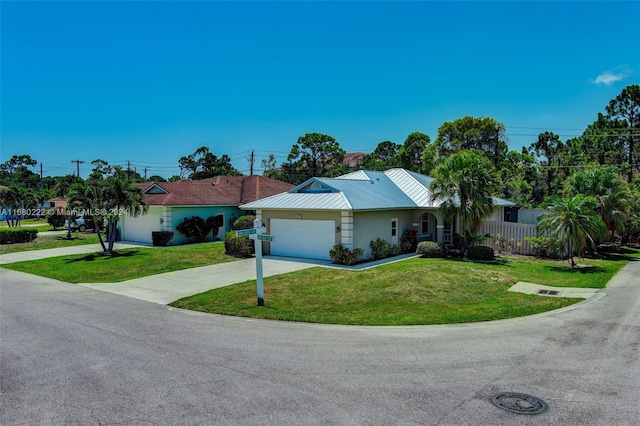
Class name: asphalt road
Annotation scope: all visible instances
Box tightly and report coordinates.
[1,261,639,425]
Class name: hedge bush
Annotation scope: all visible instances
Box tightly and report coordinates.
[329,245,364,266]
[232,215,256,231]
[389,244,400,256]
[525,236,563,259]
[466,245,495,261]
[224,231,255,258]
[370,238,389,260]
[151,231,174,247]
[417,241,444,258]
[47,212,65,230]
[0,228,38,244]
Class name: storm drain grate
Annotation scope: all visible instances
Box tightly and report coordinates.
[490,392,548,415]
[538,289,560,296]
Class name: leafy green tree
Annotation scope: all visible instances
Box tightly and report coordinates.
[147,175,167,182]
[434,116,508,167]
[527,132,567,197]
[564,167,632,240]
[398,132,430,172]
[0,155,39,189]
[537,195,606,268]
[362,140,402,170]
[285,133,346,184]
[606,84,640,181]
[429,151,498,250]
[178,146,242,180]
[498,149,540,206]
[260,154,278,176]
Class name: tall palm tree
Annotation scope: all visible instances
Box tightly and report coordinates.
[537,195,607,268]
[67,181,108,252]
[429,150,498,250]
[102,177,148,253]
[564,167,632,240]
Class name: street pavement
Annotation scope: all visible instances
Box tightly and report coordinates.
[1,253,639,425]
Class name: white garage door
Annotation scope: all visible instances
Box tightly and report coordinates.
[270,219,335,260]
[123,214,160,244]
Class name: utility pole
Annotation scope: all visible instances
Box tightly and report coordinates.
[127,160,131,178]
[144,167,147,180]
[71,160,85,177]
[40,163,43,190]
[249,150,255,175]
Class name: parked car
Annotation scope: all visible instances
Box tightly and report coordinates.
[64,215,106,232]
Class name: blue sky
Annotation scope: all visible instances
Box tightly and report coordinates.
[2,1,639,179]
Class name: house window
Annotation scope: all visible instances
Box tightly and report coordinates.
[504,207,518,223]
[391,219,397,237]
[421,213,430,234]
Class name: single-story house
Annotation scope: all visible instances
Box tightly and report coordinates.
[240,168,516,260]
[119,175,293,245]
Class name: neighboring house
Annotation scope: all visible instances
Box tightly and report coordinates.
[241,168,516,260]
[43,197,67,211]
[119,175,293,245]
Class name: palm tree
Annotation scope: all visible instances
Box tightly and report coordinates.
[67,181,108,251]
[537,195,607,268]
[564,167,632,241]
[429,151,498,250]
[102,177,148,253]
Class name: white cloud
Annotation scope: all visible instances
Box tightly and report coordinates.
[593,70,625,86]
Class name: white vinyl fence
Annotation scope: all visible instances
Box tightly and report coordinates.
[479,221,538,255]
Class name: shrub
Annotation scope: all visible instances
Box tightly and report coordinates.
[389,244,400,256]
[329,245,364,265]
[206,215,224,240]
[151,231,174,247]
[525,236,563,259]
[466,245,495,260]
[400,229,418,253]
[224,231,255,258]
[370,238,389,260]
[447,248,465,258]
[47,212,65,230]
[177,215,224,242]
[176,216,209,242]
[232,215,256,231]
[417,241,444,258]
[0,228,38,244]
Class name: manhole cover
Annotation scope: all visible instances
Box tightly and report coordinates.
[490,392,548,415]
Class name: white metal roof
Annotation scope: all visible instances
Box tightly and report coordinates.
[241,168,516,211]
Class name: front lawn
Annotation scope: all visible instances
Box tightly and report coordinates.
[0,233,102,255]
[0,219,55,233]
[1,242,237,282]
[170,253,635,325]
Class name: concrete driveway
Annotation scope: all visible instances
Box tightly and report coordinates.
[80,257,319,304]
[1,258,639,425]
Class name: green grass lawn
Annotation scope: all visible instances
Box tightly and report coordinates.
[0,219,56,233]
[0,233,102,255]
[1,242,237,282]
[170,251,636,325]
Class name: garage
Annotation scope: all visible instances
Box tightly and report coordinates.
[269,219,336,260]
[122,213,161,244]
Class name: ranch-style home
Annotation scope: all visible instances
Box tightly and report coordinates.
[119,175,293,245]
[241,168,517,260]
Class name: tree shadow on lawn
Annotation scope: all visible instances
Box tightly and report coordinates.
[544,264,607,275]
[65,250,138,263]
